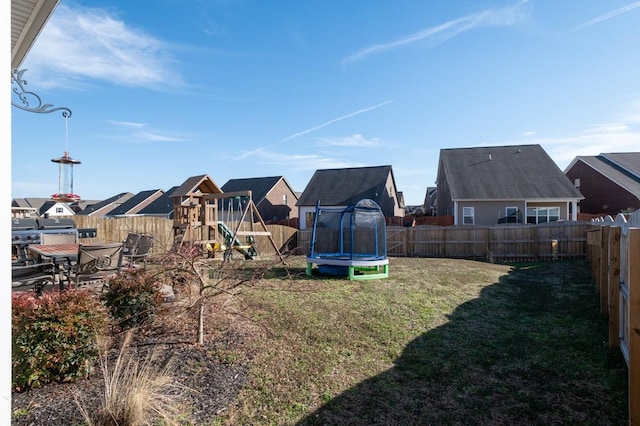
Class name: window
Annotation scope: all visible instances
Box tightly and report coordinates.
[505,207,518,223]
[574,178,580,188]
[305,212,315,229]
[282,194,287,205]
[527,207,560,224]
[463,207,474,224]
[55,207,64,214]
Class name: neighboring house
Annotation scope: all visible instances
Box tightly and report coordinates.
[564,152,640,216]
[436,145,583,225]
[137,186,179,219]
[423,186,437,216]
[221,176,298,222]
[75,193,134,217]
[38,200,75,217]
[104,189,165,217]
[296,165,404,229]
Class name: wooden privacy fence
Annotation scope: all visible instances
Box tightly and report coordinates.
[71,216,297,258]
[299,222,589,261]
[587,210,640,425]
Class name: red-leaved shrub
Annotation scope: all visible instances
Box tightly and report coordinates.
[12,289,109,391]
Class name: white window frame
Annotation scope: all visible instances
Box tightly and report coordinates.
[463,207,474,224]
[505,206,518,222]
[527,206,560,224]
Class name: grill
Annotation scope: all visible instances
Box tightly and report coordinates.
[11,218,79,261]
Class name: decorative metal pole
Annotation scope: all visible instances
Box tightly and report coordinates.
[12,68,80,201]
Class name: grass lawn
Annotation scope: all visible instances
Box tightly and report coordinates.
[207,256,627,425]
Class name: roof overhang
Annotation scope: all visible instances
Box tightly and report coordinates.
[11,0,60,70]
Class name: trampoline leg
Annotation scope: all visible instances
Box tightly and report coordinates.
[348,266,355,280]
[306,262,313,276]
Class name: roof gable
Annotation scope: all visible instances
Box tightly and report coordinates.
[170,174,222,197]
[297,165,397,206]
[439,144,583,200]
[570,153,640,197]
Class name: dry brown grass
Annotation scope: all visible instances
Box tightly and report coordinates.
[75,331,188,426]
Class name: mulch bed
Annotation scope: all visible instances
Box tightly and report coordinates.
[11,295,250,426]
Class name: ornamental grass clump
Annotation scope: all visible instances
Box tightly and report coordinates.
[12,289,108,391]
[76,331,188,426]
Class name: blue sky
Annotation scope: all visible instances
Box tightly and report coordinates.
[10,0,640,205]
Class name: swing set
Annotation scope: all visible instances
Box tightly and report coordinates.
[174,190,284,262]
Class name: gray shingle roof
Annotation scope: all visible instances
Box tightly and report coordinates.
[75,193,133,216]
[137,186,179,217]
[296,165,395,206]
[221,176,286,204]
[105,189,163,216]
[574,153,640,197]
[440,144,583,200]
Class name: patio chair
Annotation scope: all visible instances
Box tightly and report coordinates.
[64,242,124,288]
[123,233,141,258]
[123,234,154,269]
[12,261,56,295]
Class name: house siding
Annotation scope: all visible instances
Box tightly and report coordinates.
[566,160,640,215]
[259,180,299,222]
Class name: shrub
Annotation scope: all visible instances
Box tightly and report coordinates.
[12,289,109,391]
[102,269,164,330]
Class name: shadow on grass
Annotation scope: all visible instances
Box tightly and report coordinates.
[297,260,628,426]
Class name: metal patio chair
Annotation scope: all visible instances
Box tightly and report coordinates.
[123,234,154,269]
[64,242,124,288]
[12,261,56,295]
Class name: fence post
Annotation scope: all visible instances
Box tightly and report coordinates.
[601,226,610,314]
[609,226,621,348]
[629,228,640,426]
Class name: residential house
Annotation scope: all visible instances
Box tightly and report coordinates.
[296,165,404,229]
[136,186,179,219]
[564,152,640,216]
[75,193,134,217]
[104,189,165,217]
[221,176,298,223]
[423,186,437,216]
[38,200,75,217]
[436,145,583,225]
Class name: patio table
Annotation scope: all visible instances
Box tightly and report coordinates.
[28,243,79,289]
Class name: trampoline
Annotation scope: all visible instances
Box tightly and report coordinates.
[306,199,388,280]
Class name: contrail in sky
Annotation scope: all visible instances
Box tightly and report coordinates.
[235,99,394,159]
[280,99,394,142]
[572,1,640,30]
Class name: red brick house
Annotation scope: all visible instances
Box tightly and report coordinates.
[564,153,640,216]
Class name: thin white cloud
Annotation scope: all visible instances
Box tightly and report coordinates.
[503,122,640,170]
[252,151,365,171]
[520,131,537,137]
[572,1,640,31]
[136,132,189,142]
[343,0,530,66]
[316,134,381,147]
[107,120,149,129]
[23,4,183,90]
